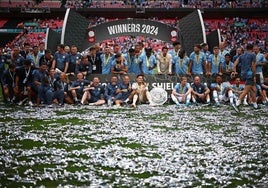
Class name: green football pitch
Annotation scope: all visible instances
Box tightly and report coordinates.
[0,100,267,187]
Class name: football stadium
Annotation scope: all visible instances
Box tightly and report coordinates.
[0,0,268,187]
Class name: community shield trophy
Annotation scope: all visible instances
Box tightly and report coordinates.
[150,87,168,105]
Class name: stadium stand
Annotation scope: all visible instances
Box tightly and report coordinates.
[0,0,61,8]
[0,0,266,8]
[1,18,25,29]
[204,17,268,50]
[0,0,267,52]
[35,0,62,8]
[0,0,33,8]
[0,33,18,48]
[0,15,266,53]
[63,0,266,8]
[0,19,8,28]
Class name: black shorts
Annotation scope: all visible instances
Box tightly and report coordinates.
[195,95,206,103]
[241,74,255,86]
[245,77,255,86]
[89,96,102,103]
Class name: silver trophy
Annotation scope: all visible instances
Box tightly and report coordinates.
[150,87,168,105]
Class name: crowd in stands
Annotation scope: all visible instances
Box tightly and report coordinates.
[0,0,61,8]
[16,17,63,30]
[205,17,268,51]
[63,0,267,9]
[73,16,268,53]
[0,0,267,9]
[0,15,267,55]
[2,17,63,52]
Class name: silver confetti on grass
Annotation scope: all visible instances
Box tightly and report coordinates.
[0,103,267,187]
